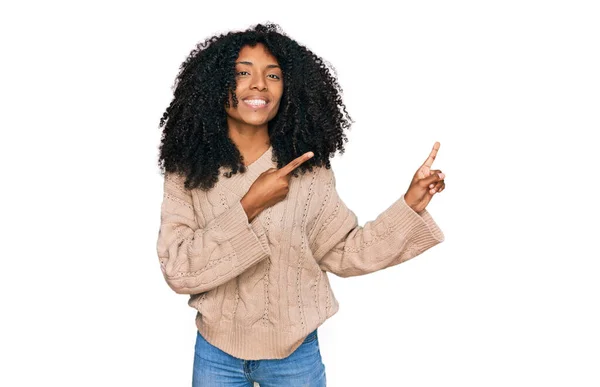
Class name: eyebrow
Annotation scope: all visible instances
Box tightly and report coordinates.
[235,61,281,69]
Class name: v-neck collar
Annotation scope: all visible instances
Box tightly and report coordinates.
[218,144,275,198]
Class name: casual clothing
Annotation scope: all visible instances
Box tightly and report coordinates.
[156,144,445,360]
[193,328,325,386]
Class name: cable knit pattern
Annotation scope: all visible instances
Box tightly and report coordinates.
[156,145,445,360]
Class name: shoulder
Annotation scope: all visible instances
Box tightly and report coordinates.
[304,164,338,204]
[292,164,337,198]
[164,171,186,184]
[309,163,334,180]
[312,164,336,188]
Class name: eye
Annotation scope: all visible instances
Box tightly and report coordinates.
[267,74,281,80]
[236,71,249,76]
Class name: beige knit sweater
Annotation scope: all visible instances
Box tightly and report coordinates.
[156,145,444,360]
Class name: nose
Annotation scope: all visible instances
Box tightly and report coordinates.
[250,72,267,91]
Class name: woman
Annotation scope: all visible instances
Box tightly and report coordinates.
[156,23,445,386]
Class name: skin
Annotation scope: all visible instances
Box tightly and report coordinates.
[225,43,284,166]
[242,142,446,221]
[227,44,446,219]
[403,141,446,213]
[223,43,314,220]
[242,152,315,222]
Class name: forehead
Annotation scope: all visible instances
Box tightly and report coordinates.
[236,43,279,64]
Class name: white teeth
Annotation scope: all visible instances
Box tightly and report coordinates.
[244,99,267,106]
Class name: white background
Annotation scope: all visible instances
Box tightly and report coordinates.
[1,1,599,386]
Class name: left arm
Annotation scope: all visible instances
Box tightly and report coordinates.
[308,166,444,278]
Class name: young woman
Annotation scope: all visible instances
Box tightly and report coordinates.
[156,23,445,386]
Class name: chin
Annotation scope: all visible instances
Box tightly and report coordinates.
[241,116,270,126]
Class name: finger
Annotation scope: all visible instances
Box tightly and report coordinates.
[278,151,314,176]
[428,181,443,190]
[430,181,444,194]
[414,165,430,181]
[422,141,440,168]
[428,173,444,188]
[424,169,442,182]
[420,170,444,187]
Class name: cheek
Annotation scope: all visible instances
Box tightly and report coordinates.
[271,89,284,107]
[270,97,283,113]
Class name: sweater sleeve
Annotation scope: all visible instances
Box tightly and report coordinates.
[308,167,444,278]
[156,172,271,294]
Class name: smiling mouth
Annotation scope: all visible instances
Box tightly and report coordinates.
[242,99,269,109]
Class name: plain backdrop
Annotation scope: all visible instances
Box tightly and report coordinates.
[1,1,599,386]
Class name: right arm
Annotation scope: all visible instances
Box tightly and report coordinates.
[156,172,271,295]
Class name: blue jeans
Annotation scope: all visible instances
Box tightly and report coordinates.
[193,329,326,386]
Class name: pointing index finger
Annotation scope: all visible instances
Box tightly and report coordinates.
[422,141,440,168]
[278,151,314,176]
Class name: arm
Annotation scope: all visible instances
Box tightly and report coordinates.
[308,167,444,278]
[156,172,271,294]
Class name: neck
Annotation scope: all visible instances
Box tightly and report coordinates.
[227,120,271,166]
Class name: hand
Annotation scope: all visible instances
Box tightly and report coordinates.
[404,142,446,213]
[241,150,314,221]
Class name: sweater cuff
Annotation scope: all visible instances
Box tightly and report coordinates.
[250,216,271,254]
[415,207,445,242]
[381,195,445,253]
[214,200,271,267]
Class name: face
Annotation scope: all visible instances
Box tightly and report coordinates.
[225,43,284,128]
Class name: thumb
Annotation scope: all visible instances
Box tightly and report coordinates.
[259,168,278,177]
[421,170,445,186]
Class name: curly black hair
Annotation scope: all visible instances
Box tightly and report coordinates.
[157,22,353,191]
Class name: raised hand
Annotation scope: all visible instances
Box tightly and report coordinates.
[241,150,314,221]
[404,142,446,213]
[417,141,440,180]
